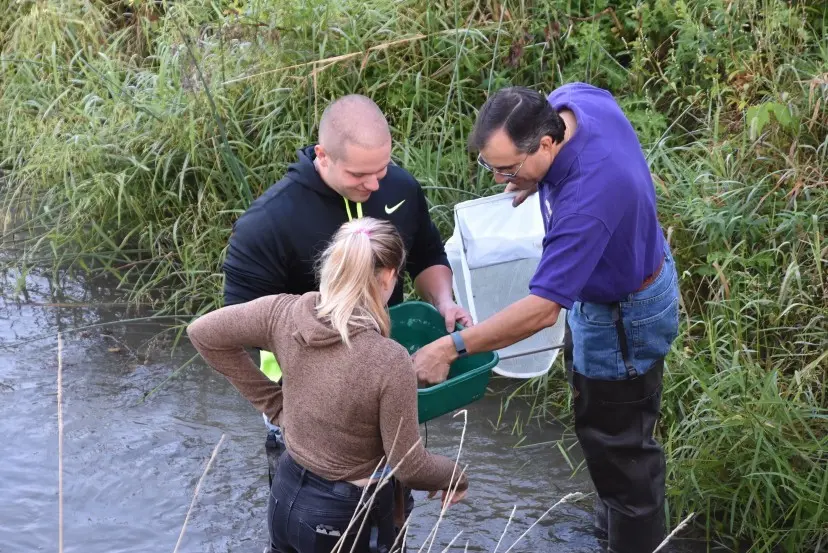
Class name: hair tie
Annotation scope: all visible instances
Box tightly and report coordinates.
[356,228,371,236]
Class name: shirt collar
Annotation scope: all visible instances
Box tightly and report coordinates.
[541,99,588,188]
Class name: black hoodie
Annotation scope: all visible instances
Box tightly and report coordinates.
[222,145,449,307]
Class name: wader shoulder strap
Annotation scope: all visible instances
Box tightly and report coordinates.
[612,303,638,379]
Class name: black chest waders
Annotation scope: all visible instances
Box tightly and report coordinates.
[566,303,667,553]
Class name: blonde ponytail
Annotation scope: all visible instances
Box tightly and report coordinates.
[316,217,406,346]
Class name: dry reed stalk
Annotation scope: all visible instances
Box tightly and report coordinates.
[502,492,586,553]
[493,505,517,553]
[651,512,696,553]
[419,409,470,553]
[335,419,406,553]
[330,409,470,553]
[222,27,495,86]
[173,433,226,553]
[438,530,464,552]
[57,332,64,553]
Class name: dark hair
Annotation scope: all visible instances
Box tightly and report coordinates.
[468,86,565,153]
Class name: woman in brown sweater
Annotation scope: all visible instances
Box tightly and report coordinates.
[187,217,468,553]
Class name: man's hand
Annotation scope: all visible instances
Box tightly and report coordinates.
[435,301,474,332]
[413,266,472,331]
[505,181,538,207]
[412,336,456,385]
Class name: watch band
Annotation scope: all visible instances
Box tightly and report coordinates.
[450,331,468,358]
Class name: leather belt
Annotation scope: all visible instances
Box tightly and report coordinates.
[637,254,665,292]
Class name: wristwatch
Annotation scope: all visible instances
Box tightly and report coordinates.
[449,331,468,358]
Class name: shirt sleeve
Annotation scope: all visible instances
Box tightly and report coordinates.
[222,208,293,306]
[377,348,469,493]
[529,213,611,309]
[405,177,450,280]
[187,295,297,424]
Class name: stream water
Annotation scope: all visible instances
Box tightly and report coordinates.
[0,267,711,553]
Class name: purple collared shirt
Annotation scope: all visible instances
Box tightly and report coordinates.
[529,82,665,309]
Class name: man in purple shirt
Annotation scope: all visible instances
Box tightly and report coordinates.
[413,83,680,553]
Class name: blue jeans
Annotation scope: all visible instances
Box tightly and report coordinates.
[269,453,399,553]
[565,242,680,553]
[567,243,679,380]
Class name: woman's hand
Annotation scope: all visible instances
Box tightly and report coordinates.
[428,486,467,508]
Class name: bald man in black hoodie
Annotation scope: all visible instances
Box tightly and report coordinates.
[224,95,467,321]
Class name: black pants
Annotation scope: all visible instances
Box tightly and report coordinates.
[268,453,400,553]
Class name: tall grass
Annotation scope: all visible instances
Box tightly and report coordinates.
[1,0,825,550]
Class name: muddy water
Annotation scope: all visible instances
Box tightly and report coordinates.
[0,269,708,553]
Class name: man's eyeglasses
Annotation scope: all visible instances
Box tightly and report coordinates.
[477,153,528,180]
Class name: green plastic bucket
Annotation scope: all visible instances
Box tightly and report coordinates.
[389,301,499,423]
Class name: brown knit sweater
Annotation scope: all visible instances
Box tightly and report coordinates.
[186,292,467,492]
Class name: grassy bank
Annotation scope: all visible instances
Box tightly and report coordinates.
[1,0,825,550]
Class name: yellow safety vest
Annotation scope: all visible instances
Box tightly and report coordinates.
[259,198,363,382]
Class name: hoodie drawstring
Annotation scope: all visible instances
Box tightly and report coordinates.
[343,198,363,221]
